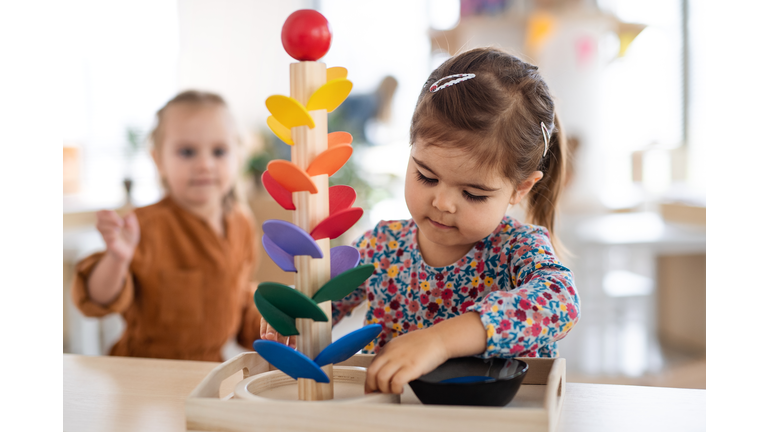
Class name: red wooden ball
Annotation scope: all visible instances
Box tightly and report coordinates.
[281,10,332,61]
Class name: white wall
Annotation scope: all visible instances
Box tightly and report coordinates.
[176,0,433,156]
[177,0,312,137]
[63,0,179,210]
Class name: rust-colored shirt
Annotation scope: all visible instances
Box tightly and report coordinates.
[71,196,262,361]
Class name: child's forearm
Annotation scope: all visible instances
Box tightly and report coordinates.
[86,252,130,307]
[430,311,487,358]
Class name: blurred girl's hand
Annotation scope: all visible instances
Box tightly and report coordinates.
[96,210,140,263]
[259,317,297,349]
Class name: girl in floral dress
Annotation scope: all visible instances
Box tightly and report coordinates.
[262,48,581,394]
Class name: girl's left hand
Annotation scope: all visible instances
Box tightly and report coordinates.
[259,317,296,349]
[364,327,450,395]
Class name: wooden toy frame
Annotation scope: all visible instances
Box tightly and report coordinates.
[186,353,566,432]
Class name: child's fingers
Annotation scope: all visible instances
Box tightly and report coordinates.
[123,212,141,245]
[259,318,268,339]
[124,212,140,238]
[374,359,403,394]
[96,217,119,229]
[365,355,388,394]
[259,321,293,346]
[96,210,123,227]
[97,224,119,243]
[364,373,376,394]
[95,218,120,233]
[261,322,276,340]
[96,209,116,219]
[261,321,279,341]
[274,332,290,345]
[389,368,414,395]
[96,211,123,238]
[101,231,118,247]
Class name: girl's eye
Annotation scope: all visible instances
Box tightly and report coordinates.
[463,191,488,203]
[416,171,438,185]
[179,147,195,158]
[213,147,228,157]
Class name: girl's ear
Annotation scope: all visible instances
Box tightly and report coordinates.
[509,170,543,206]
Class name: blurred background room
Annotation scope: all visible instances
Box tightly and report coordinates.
[63,0,708,389]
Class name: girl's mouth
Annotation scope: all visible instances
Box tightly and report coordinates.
[428,218,454,230]
[190,179,216,186]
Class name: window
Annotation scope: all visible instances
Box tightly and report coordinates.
[63,1,179,210]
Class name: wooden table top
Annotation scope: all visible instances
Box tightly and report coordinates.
[64,353,705,432]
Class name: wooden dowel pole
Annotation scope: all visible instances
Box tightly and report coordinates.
[290,61,333,401]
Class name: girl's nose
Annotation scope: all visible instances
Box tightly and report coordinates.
[196,153,215,171]
[432,188,456,213]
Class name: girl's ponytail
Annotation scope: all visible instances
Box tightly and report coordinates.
[527,114,567,253]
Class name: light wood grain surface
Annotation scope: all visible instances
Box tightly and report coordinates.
[290,60,332,401]
[63,354,705,432]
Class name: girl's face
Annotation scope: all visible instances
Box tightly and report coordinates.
[153,104,238,211]
[404,140,540,267]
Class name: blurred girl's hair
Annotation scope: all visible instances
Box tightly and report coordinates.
[410,47,568,253]
[149,90,240,213]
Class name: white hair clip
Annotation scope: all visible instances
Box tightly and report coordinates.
[429,73,476,93]
[540,122,551,157]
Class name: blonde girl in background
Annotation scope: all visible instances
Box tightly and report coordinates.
[339,47,581,394]
[71,91,263,361]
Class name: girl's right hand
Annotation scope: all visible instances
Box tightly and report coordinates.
[259,317,297,349]
[96,210,140,263]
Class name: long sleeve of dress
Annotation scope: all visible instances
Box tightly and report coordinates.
[465,224,580,359]
[71,251,135,317]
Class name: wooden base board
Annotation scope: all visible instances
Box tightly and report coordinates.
[186,353,566,432]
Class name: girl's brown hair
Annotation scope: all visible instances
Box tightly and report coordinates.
[410,48,567,251]
[149,90,239,213]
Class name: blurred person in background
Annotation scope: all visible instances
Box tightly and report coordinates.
[71,90,265,361]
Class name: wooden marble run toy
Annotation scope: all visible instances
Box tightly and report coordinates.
[251,9,379,402]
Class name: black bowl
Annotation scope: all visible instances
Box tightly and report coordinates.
[408,357,528,406]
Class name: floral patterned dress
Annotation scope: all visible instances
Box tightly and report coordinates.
[331,216,580,359]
